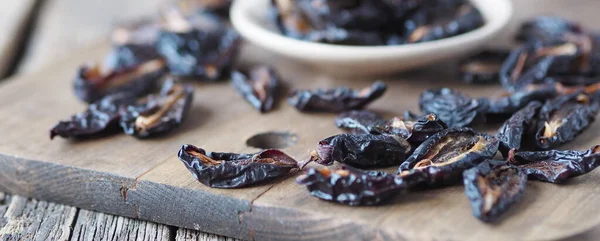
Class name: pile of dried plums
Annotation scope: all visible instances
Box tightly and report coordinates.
[178,15,600,224]
[271,0,485,45]
[47,0,600,224]
[50,0,240,139]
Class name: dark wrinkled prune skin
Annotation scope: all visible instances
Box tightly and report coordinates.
[50,93,136,140]
[315,133,411,168]
[367,117,411,139]
[288,81,387,112]
[408,113,449,145]
[460,50,509,84]
[509,145,600,183]
[178,145,298,188]
[410,5,484,43]
[73,61,166,104]
[498,44,554,92]
[231,66,280,113]
[516,16,582,43]
[335,110,384,134]
[499,40,583,92]
[486,84,559,115]
[496,101,542,156]
[273,0,483,46]
[156,28,240,80]
[398,127,499,185]
[296,165,427,206]
[463,160,527,222]
[535,92,599,149]
[368,113,448,146]
[120,81,195,138]
[419,88,487,128]
[104,44,162,71]
[297,0,390,32]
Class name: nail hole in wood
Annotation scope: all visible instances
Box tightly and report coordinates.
[246,131,298,149]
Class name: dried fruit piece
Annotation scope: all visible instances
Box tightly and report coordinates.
[460,50,509,84]
[398,127,499,185]
[272,0,483,46]
[335,110,384,134]
[486,83,564,115]
[157,28,240,80]
[419,88,487,127]
[50,93,136,140]
[104,44,162,71]
[231,66,280,113]
[296,165,426,206]
[288,81,387,112]
[179,144,298,188]
[496,101,542,156]
[120,80,194,138]
[271,0,315,39]
[535,92,599,149]
[156,18,241,80]
[407,4,484,43]
[463,160,527,222]
[499,40,584,92]
[516,16,582,43]
[73,59,166,103]
[508,145,600,183]
[369,113,448,145]
[311,133,411,168]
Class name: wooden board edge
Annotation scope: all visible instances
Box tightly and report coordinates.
[0,154,251,240]
[2,150,599,241]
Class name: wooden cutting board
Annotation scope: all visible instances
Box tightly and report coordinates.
[1,42,600,241]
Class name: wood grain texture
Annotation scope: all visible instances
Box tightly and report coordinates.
[0,0,37,77]
[176,229,239,241]
[0,196,76,241]
[18,0,166,73]
[71,209,172,241]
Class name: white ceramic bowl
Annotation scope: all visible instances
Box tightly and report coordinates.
[231,0,513,77]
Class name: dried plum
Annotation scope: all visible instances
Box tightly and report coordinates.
[288,81,387,112]
[179,144,298,188]
[398,127,499,185]
[463,160,527,222]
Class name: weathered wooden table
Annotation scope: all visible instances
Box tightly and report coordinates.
[1,0,600,240]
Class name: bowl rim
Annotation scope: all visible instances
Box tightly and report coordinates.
[231,0,513,61]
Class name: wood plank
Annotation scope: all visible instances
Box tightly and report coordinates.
[0,0,37,77]
[175,229,239,241]
[18,0,165,73]
[0,195,76,241]
[71,209,172,241]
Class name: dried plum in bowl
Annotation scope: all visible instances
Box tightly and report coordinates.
[231,0,512,76]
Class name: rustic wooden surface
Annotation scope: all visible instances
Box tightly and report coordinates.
[0,195,76,240]
[1,0,600,240]
[18,0,167,73]
[72,210,172,241]
[1,39,600,240]
[0,0,37,78]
